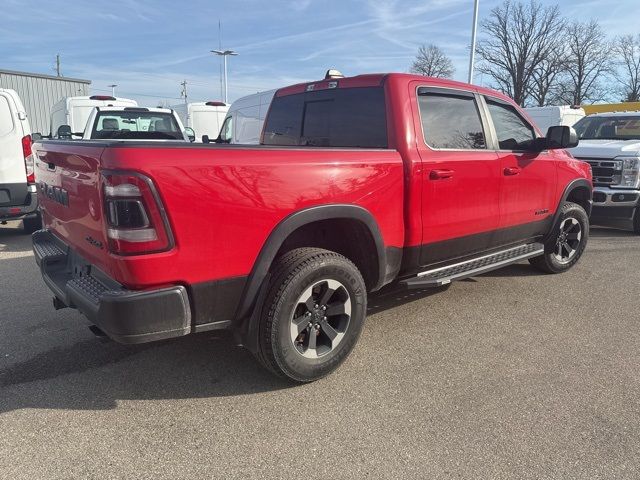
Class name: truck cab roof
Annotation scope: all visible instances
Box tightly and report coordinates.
[275,73,516,103]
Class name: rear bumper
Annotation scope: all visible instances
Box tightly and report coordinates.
[0,187,38,220]
[32,230,191,344]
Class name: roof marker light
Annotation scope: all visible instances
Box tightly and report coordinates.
[325,69,344,79]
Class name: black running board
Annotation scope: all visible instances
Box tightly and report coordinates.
[401,243,544,289]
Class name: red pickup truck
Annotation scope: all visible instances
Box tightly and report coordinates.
[32,73,592,382]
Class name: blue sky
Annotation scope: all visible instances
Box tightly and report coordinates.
[1,0,638,106]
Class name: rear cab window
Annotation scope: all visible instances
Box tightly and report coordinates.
[262,87,387,148]
[91,111,183,140]
[417,88,487,150]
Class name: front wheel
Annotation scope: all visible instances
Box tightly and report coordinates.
[255,248,367,382]
[529,202,589,274]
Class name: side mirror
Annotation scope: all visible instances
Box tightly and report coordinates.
[545,125,579,149]
[32,132,42,141]
[202,135,210,144]
[184,127,196,142]
[57,125,72,139]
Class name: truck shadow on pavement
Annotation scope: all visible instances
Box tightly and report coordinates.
[0,240,450,413]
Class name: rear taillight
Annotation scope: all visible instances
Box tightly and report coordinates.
[102,172,173,255]
[22,135,34,183]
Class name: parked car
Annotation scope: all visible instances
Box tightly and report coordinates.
[49,95,137,138]
[32,73,592,382]
[80,106,191,141]
[172,101,228,142]
[0,88,40,233]
[524,105,585,134]
[215,89,276,144]
[571,111,640,233]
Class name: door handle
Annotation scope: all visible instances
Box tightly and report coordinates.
[503,167,521,176]
[430,169,454,180]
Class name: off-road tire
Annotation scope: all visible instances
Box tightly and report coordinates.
[529,202,589,274]
[255,248,367,382]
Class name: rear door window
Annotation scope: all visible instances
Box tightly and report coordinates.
[417,89,487,149]
[0,96,14,137]
[485,98,536,150]
[263,87,387,148]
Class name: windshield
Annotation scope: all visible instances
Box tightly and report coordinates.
[573,115,640,141]
[91,111,184,140]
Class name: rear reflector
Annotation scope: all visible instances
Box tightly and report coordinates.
[22,135,34,183]
[107,228,158,242]
[102,172,173,255]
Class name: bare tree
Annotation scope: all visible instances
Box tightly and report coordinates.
[528,47,567,106]
[476,0,565,106]
[559,20,612,105]
[615,34,640,102]
[410,44,455,78]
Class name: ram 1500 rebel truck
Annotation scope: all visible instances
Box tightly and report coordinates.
[570,111,640,233]
[32,73,592,382]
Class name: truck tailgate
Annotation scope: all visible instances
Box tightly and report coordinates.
[34,141,108,270]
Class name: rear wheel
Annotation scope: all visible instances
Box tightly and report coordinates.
[529,202,589,273]
[255,248,367,382]
[22,214,41,234]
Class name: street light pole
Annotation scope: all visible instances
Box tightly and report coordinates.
[108,84,118,97]
[468,0,480,84]
[211,49,238,103]
[223,55,228,102]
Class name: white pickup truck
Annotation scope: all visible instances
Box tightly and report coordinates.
[78,106,192,141]
[571,111,640,233]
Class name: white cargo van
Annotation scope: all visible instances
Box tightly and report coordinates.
[217,89,276,144]
[49,95,138,138]
[0,89,40,233]
[524,105,586,134]
[171,101,228,142]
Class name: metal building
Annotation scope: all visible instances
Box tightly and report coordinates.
[0,69,91,135]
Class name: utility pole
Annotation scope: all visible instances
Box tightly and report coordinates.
[180,80,188,104]
[107,84,118,96]
[467,0,480,84]
[211,50,238,103]
[55,54,61,77]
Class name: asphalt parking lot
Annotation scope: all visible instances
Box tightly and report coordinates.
[1,221,639,479]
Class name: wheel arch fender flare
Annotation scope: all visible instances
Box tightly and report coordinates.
[234,204,388,323]
[546,178,592,240]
